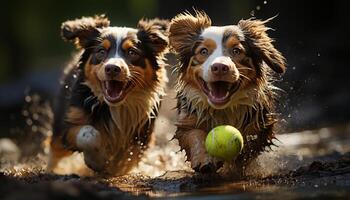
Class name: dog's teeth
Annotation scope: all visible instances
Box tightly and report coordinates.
[224,91,230,98]
[208,83,213,91]
[117,91,123,98]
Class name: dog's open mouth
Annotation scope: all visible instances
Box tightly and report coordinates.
[198,77,240,105]
[102,80,133,103]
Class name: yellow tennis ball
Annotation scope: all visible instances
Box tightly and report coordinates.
[205,125,244,161]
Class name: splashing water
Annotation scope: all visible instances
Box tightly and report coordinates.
[3,92,350,177]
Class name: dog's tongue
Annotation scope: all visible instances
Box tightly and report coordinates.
[106,81,123,98]
[209,81,230,99]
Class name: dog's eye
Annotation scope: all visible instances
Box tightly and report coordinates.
[199,48,209,56]
[232,48,241,55]
[127,48,140,61]
[95,48,107,61]
[127,49,138,57]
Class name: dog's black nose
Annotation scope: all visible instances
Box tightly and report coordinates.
[105,64,121,76]
[211,63,229,75]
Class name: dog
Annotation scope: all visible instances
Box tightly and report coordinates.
[47,15,169,175]
[169,11,286,174]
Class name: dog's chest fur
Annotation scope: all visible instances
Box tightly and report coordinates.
[107,89,161,148]
[176,76,277,147]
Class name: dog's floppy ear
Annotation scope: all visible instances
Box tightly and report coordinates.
[238,18,286,73]
[61,15,110,49]
[169,11,211,58]
[137,18,169,55]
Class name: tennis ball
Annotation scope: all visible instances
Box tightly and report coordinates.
[205,125,244,161]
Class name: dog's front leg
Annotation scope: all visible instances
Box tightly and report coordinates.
[175,112,223,173]
[75,125,108,172]
[48,125,107,172]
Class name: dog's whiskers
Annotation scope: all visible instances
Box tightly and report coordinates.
[130,74,145,88]
[237,67,255,72]
[132,77,144,88]
[130,70,147,88]
[239,74,252,81]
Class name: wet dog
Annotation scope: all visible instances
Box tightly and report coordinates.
[47,15,169,175]
[169,11,286,174]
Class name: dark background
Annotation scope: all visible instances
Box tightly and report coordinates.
[0,0,349,137]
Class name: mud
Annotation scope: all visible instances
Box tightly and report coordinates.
[1,92,350,199]
[1,153,350,199]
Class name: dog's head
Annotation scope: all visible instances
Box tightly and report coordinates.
[169,11,286,109]
[62,15,168,106]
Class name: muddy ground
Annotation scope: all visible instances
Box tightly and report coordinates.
[1,92,350,199]
[1,150,350,199]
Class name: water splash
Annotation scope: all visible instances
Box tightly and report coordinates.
[250,10,255,17]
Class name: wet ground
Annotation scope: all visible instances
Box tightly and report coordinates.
[2,124,350,200]
[1,93,350,199]
[1,153,350,200]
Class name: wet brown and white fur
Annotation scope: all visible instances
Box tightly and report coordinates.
[169,11,286,174]
[47,15,169,175]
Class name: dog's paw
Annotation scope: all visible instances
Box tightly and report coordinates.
[83,148,108,172]
[76,125,107,172]
[76,125,101,150]
[192,155,223,174]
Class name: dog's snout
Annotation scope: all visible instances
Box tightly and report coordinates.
[105,64,121,77]
[211,63,229,75]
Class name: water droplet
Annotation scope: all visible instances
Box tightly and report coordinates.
[288,114,291,118]
[26,118,33,126]
[73,74,77,78]
[32,113,39,120]
[290,86,294,90]
[127,158,131,162]
[317,53,321,57]
[292,66,296,70]
[256,5,261,10]
[31,125,38,132]
[25,96,31,102]
[250,10,255,16]
[264,0,267,4]
[298,154,303,161]
[314,184,319,188]
[65,85,69,89]
[129,152,133,156]
[22,110,29,117]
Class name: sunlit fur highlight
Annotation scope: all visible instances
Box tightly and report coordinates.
[169,10,211,72]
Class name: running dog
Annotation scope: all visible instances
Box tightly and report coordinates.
[47,15,169,175]
[169,11,286,174]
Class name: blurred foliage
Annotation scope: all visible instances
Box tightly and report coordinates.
[0,0,257,84]
[0,0,163,83]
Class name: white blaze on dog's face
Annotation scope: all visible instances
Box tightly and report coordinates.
[61,16,168,106]
[197,26,246,108]
[88,27,137,106]
[169,12,286,109]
